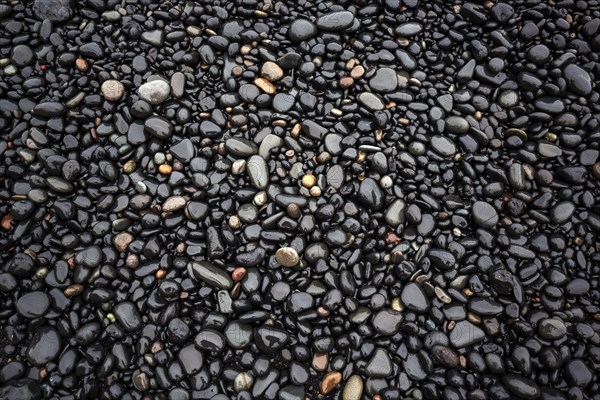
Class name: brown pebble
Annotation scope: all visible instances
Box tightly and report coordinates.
[254,78,276,94]
[287,203,301,219]
[312,352,329,372]
[384,232,401,245]
[75,58,89,72]
[317,306,330,317]
[232,267,247,282]
[260,61,284,81]
[350,65,365,79]
[320,371,342,395]
[113,232,134,253]
[1,214,13,231]
[64,284,84,297]
[156,269,167,279]
[593,162,600,179]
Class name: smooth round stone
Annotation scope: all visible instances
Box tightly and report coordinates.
[472,201,498,228]
[137,80,170,105]
[395,22,423,36]
[431,135,457,157]
[445,116,470,133]
[75,245,102,268]
[288,19,317,42]
[498,90,519,107]
[11,45,34,67]
[33,0,73,22]
[141,30,165,46]
[550,201,575,224]
[538,318,567,340]
[563,64,592,96]
[16,292,50,318]
[27,327,61,366]
[258,134,283,160]
[101,80,125,101]
[255,326,289,354]
[369,68,398,92]
[224,321,253,349]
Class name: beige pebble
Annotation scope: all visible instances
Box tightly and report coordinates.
[101,79,125,101]
[260,61,284,81]
[162,196,187,213]
[113,232,134,253]
[254,77,276,94]
[342,375,363,400]
[275,247,299,267]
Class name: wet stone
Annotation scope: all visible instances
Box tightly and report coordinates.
[113,301,142,332]
[372,310,402,335]
[538,318,567,340]
[27,327,61,366]
[188,261,233,289]
[16,291,50,318]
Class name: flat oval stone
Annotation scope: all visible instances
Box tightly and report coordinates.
[246,155,269,189]
[138,80,170,105]
[564,64,592,96]
[316,11,355,31]
[16,292,50,318]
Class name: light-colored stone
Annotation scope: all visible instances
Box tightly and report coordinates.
[138,79,170,105]
[101,80,125,101]
[342,375,363,400]
[275,247,299,267]
[113,232,134,253]
[261,61,284,81]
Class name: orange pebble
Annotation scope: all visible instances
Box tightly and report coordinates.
[159,164,172,174]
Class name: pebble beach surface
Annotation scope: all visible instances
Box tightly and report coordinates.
[1,0,600,399]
